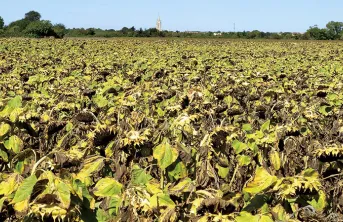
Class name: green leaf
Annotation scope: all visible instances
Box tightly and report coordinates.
[96,209,111,222]
[224,95,233,107]
[0,123,11,137]
[261,120,270,132]
[4,135,23,154]
[131,164,152,185]
[15,161,24,174]
[0,96,22,118]
[0,197,6,212]
[108,196,121,215]
[12,175,37,203]
[259,215,273,222]
[238,155,251,166]
[242,124,253,132]
[0,149,8,162]
[93,95,108,108]
[232,140,248,154]
[56,180,71,209]
[216,164,229,178]
[105,141,115,158]
[93,178,123,197]
[150,193,175,208]
[72,179,93,201]
[308,190,326,211]
[65,122,73,132]
[319,105,332,115]
[271,204,289,221]
[167,160,187,180]
[153,141,178,170]
[243,167,277,194]
[235,212,259,222]
[7,96,22,109]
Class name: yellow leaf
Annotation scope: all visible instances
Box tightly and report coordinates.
[190,198,204,215]
[269,150,281,171]
[146,181,163,195]
[93,178,123,197]
[244,167,277,194]
[76,156,105,184]
[0,173,19,196]
[0,123,11,137]
[149,193,175,209]
[14,199,29,213]
[4,135,23,154]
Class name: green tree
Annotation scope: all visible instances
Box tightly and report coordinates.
[25,11,41,22]
[0,16,4,29]
[7,19,30,32]
[247,30,262,39]
[24,20,54,37]
[53,23,67,38]
[86,28,95,35]
[326,21,343,40]
[306,25,328,40]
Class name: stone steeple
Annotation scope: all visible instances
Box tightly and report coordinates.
[156,16,162,31]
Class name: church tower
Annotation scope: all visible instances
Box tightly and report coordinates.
[156,16,162,31]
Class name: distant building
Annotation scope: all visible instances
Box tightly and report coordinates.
[185,31,200,34]
[213,32,222,36]
[156,16,162,31]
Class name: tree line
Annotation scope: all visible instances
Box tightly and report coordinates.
[0,11,342,40]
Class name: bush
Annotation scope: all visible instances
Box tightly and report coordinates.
[5,25,23,37]
[24,20,54,38]
[53,24,67,38]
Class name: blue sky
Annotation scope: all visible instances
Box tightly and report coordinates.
[1,0,342,32]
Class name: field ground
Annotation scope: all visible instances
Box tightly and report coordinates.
[1,38,343,221]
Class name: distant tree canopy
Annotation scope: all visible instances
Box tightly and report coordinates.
[305,21,343,40]
[0,11,343,40]
[0,16,4,29]
[25,11,41,22]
